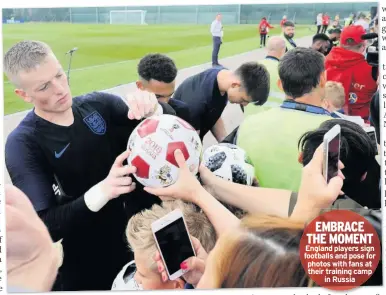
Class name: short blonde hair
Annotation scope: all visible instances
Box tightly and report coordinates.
[126,200,216,268]
[324,81,345,109]
[3,40,53,86]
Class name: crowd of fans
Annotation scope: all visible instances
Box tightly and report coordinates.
[4,10,382,292]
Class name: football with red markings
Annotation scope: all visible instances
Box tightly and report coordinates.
[127,114,202,188]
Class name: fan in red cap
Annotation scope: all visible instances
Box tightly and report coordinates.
[325,25,377,122]
[340,25,367,46]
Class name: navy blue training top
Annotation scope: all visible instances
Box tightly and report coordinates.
[168,98,193,127]
[5,92,175,291]
[172,67,228,140]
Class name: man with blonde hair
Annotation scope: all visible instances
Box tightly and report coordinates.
[3,40,176,291]
[112,200,216,291]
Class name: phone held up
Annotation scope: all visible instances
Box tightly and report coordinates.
[322,124,341,183]
[151,209,196,281]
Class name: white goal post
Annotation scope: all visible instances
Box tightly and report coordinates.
[109,10,147,25]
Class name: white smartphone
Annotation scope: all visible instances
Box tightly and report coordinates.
[322,124,341,183]
[151,209,196,281]
[363,126,379,155]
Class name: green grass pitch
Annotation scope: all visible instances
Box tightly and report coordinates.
[3,23,312,115]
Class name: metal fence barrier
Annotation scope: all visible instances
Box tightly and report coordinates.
[3,3,376,25]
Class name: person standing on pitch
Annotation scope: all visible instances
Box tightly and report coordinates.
[210,13,223,67]
[244,36,286,117]
[316,13,323,33]
[280,15,287,27]
[258,17,274,48]
[3,40,175,291]
[321,13,330,34]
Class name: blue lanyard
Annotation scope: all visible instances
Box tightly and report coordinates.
[265,56,279,62]
[280,100,340,118]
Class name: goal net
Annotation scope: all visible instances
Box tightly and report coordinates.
[109,10,147,25]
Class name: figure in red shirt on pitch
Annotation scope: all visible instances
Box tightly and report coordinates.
[280,15,287,27]
[259,17,274,48]
[322,13,330,33]
[325,25,377,121]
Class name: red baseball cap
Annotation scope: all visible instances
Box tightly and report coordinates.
[340,25,366,46]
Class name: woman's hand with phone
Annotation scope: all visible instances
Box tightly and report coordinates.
[154,236,207,287]
[291,144,345,222]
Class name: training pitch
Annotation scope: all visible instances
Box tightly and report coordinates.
[3,22,313,115]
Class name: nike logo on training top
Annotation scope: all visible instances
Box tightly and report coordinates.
[55,143,70,158]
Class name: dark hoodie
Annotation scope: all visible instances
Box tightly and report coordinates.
[325,46,377,120]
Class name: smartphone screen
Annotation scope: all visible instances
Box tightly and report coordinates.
[154,217,195,275]
[327,133,340,182]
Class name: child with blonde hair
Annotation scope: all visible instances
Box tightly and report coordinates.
[324,81,366,126]
[322,81,345,112]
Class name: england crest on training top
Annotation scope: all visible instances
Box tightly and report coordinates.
[83,111,106,135]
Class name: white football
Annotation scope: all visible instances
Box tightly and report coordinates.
[202,143,254,185]
[127,114,202,188]
[111,261,142,291]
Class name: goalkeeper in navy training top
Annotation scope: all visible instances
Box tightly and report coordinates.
[3,40,176,291]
